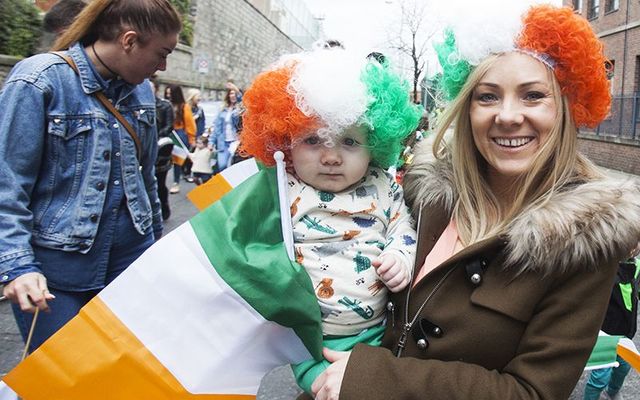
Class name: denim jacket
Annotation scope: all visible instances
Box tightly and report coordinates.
[0,43,162,284]
[213,106,242,151]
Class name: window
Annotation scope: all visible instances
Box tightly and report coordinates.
[606,60,615,95]
[588,0,600,19]
[635,56,640,122]
[635,56,640,93]
[573,0,582,12]
[605,0,619,13]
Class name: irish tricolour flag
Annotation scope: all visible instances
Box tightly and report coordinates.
[1,160,322,399]
[585,331,640,372]
[171,130,189,166]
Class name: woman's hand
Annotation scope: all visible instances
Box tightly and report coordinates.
[2,272,55,313]
[311,348,351,400]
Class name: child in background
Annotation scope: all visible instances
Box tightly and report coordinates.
[583,247,639,400]
[188,136,215,185]
[238,48,422,394]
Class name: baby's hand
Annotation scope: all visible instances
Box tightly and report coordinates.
[373,254,409,293]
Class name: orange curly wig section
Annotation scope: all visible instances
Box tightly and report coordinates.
[238,64,319,166]
[518,5,611,128]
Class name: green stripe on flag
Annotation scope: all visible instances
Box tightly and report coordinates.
[586,335,621,369]
[190,167,323,360]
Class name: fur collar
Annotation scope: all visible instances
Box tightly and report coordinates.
[403,139,640,274]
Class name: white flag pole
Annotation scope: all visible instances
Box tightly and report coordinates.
[274,151,295,261]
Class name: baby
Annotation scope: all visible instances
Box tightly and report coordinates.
[238,48,422,393]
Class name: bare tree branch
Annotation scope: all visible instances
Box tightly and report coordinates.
[386,0,437,104]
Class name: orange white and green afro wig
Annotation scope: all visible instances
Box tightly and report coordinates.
[434,1,611,128]
[239,49,422,169]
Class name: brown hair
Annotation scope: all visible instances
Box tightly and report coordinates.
[168,84,186,124]
[224,88,238,107]
[53,0,181,51]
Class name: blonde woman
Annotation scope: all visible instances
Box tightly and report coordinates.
[308,4,640,400]
[186,88,206,138]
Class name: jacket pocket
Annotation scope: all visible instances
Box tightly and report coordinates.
[48,116,93,140]
[469,271,548,323]
[37,115,96,232]
[135,108,156,128]
[134,108,156,141]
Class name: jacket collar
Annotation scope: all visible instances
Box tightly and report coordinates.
[404,139,640,275]
[67,43,136,100]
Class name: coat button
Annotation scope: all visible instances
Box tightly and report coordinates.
[103,151,111,161]
[96,182,105,191]
[90,214,99,223]
[470,273,482,285]
[432,326,443,337]
[417,339,428,350]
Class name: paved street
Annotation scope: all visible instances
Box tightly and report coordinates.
[1,174,639,399]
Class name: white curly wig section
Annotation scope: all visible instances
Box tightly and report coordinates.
[286,49,371,144]
[435,0,548,66]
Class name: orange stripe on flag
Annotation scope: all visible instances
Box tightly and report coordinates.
[172,155,186,166]
[187,173,233,211]
[618,343,640,372]
[3,297,254,400]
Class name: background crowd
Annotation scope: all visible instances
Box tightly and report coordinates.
[0,1,639,400]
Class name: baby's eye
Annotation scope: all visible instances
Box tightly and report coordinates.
[342,137,359,147]
[303,136,320,145]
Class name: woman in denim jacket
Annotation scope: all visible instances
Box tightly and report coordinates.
[214,84,243,171]
[0,0,182,352]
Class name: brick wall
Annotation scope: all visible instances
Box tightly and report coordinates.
[578,134,640,175]
[564,0,640,95]
[563,0,640,156]
[35,0,57,12]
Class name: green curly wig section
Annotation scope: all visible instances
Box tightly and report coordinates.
[434,29,472,100]
[360,61,422,169]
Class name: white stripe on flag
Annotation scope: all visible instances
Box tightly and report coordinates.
[99,222,311,394]
[0,381,18,400]
[220,158,259,187]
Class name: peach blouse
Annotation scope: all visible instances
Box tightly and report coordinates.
[414,219,461,286]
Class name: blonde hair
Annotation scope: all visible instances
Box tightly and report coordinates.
[186,88,201,104]
[53,0,181,51]
[432,53,602,245]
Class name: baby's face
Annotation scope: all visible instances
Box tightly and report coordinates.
[290,125,371,193]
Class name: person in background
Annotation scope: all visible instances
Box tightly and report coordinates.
[0,0,181,352]
[168,84,196,194]
[214,84,242,171]
[307,4,640,399]
[43,0,87,35]
[150,77,174,221]
[583,247,639,400]
[188,136,215,186]
[39,0,87,50]
[163,85,171,101]
[186,88,206,139]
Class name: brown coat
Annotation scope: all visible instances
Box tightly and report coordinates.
[339,148,640,400]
